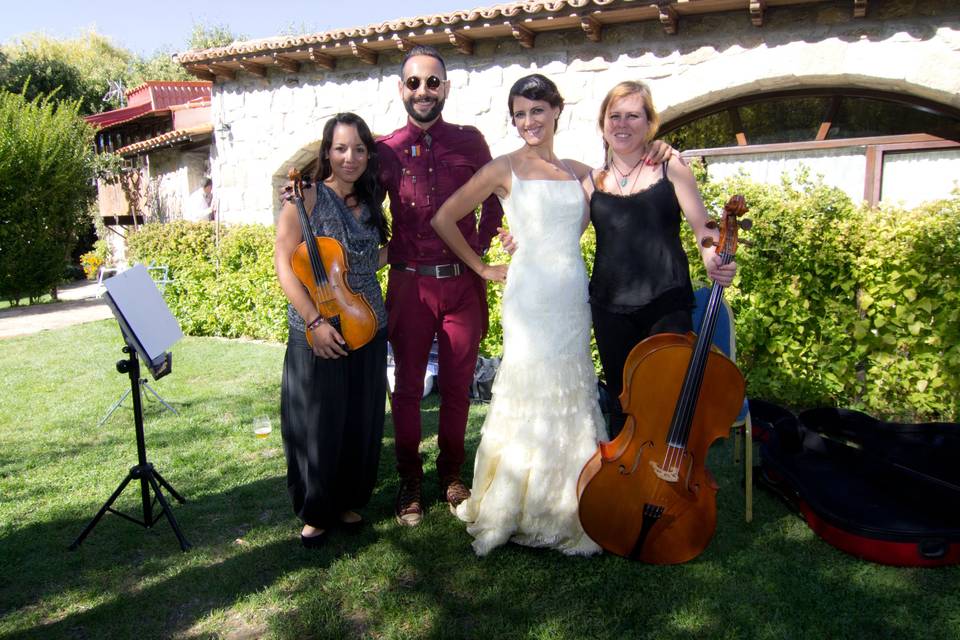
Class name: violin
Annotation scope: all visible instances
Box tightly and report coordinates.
[288,168,377,351]
[577,195,751,563]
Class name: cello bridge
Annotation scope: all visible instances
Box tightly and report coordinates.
[650,460,680,483]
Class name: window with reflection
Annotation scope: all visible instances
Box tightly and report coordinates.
[662,91,960,150]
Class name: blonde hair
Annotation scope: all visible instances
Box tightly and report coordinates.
[596,81,661,190]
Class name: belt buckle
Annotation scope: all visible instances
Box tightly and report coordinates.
[435,263,460,279]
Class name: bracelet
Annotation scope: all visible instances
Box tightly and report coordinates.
[306,315,324,330]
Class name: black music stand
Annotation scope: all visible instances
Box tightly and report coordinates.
[70,265,191,551]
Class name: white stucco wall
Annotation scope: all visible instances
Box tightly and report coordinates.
[208,2,960,224]
[881,148,960,206]
[703,148,869,202]
[147,150,209,220]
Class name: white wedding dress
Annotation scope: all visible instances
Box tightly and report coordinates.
[456,165,608,556]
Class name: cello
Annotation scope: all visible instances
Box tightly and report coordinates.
[287,168,377,351]
[577,195,750,563]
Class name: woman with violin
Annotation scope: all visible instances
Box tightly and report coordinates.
[583,81,737,438]
[274,112,389,548]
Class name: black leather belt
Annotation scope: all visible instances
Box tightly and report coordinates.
[391,262,463,278]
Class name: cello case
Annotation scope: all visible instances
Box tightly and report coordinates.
[753,400,960,567]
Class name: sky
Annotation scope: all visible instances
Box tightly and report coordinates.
[0,0,482,56]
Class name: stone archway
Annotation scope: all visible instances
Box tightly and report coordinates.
[651,33,960,125]
[269,139,322,220]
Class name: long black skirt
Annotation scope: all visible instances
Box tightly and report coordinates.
[280,326,387,528]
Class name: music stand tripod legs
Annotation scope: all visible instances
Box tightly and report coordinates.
[97,377,177,429]
[70,345,191,552]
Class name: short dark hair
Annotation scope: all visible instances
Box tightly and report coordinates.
[507,74,564,130]
[399,45,446,78]
[203,178,213,189]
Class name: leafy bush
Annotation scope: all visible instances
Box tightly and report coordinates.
[128,177,959,421]
[851,199,959,420]
[0,90,95,304]
[79,253,103,281]
[126,222,287,342]
[79,239,111,280]
[690,167,957,420]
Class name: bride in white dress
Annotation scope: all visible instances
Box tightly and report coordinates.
[431,74,607,556]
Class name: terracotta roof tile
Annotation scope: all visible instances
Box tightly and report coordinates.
[116,124,214,157]
[176,0,600,63]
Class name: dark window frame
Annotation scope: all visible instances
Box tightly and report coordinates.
[667,89,960,207]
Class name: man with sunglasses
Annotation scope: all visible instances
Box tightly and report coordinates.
[377,45,503,528]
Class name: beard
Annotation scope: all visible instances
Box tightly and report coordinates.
[404,95,445,124]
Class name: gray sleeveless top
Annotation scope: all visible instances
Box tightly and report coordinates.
[286,183,387,332]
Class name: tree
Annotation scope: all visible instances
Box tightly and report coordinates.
[127,48,192,88]
[0,90,96,303]
[1,31,132,113]
[0,51,89,107]
[188,23,243,50]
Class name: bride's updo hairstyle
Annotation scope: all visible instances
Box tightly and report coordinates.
[507,74,564,131]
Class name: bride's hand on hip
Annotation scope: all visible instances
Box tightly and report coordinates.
[480,263,508,283]
[497,227,518,256]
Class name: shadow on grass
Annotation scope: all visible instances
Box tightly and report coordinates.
[4,380,959,639]
[268,436,960,640]
[0,473,389,639]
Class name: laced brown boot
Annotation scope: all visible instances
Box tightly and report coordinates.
[395,476,423,527]
[441,475,471,515]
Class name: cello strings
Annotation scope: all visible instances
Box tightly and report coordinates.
[660,251,731,476]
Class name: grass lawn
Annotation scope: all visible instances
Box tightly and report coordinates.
[1,320,957,639]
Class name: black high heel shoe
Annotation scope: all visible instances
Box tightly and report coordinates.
[300,529,327,548]
[337,513,365,534]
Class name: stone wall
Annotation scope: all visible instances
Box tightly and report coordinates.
[210,1,960,224]
[147,149,209,221]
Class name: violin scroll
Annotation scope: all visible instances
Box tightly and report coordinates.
[282,168,313,203]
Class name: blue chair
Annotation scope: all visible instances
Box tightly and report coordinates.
[692,286,754,522]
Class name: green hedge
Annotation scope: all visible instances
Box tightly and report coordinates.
[128,181,959,421]
[126,222,287,342]
[692,170,958,421]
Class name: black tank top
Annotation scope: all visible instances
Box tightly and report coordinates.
[589,165,694,312]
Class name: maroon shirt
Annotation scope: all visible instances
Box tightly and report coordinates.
[377,117,504,265]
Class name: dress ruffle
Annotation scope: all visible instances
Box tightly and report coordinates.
[457,346,607,556]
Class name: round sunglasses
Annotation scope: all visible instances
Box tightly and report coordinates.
[404,75,443,91]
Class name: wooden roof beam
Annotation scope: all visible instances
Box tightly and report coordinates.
[511,23,536,49]
[446,29,474,56]
[581,16,603,43]
[272,54,301,74]
[750,0,766,27]
[657,2,678,35]
[208,64,236,81]
[307,47,336,71]
[238,60,267,78]
[350,43,378,65]
[393,37,416,52]
[188,65,215,82]
[853,0,867,17]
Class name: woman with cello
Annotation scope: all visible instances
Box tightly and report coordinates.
[583,81,737,439]
[576,81,744,562]
[274,112,389,548]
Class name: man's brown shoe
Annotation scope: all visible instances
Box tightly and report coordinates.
[442,476,471,514]
[395,477,423,527]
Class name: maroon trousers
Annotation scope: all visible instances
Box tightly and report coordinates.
[386,268,486,480]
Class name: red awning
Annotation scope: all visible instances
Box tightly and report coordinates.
[84,103,158,130]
